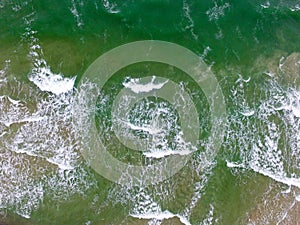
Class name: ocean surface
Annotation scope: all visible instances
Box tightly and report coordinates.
[0,0,300,224]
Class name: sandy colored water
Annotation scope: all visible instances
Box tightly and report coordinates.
[247,181,299,224]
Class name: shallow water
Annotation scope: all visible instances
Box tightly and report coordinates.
[1,0,300,224]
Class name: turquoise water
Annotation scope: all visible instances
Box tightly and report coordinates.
[1,0,300,224]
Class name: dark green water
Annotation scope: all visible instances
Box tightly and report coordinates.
[0,0,300,224]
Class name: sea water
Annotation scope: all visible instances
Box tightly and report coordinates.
[0,0,300,224]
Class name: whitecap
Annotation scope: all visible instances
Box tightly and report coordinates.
[131,211,191,225]
[119,119,163,135]
[25,27,76,95]
[261,1,270,9]
[123,76,168,94]
[183,0,198,40]
[250,165,300,188]
[69,0,84,27]
[290,4,300,12]
[29,67,76,95]
[240,109,255,117]
[226,161,300,189]
[226,161,244,168]
[206,2,230,21]
[102,0,120,14]
[143,148,192,158]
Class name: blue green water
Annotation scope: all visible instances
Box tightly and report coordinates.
[0,0,300,224]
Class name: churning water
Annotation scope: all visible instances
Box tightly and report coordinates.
[0,0,300,224]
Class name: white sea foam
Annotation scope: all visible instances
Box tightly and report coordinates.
[0,60,10,89]
[227,161,300,188]
[0,95,20,105]
[0,21,96,218]
[0,147,45,218]
[228,153,299,188]
[131,211,192,225]
[1,115,45,127]
[24,24,76,95]
[206,2,230,21]
[129,189,191,225]
[123,76,168,94]
[143,148,192,158]
[116,118,195,158]
[70,0,84,27]
[0,95,44,127]
[112,89,197,159]
[240,109,255,117]
[226,161,244,168]
[183,0,198,40]
[264,71,275,77]
[261,1,270,9]
[200,204,215,225]
[200,46,212,59]
[235,74,251,83]
[0,95,32,128]
[143,130,196,159]
[3,9,300,222]
[101,0,120,14]
[290,6,300,11]
[250,165,300,188]
[28,67,76,95]
[0,81,98,218]
[120,119,163,135]
[226,77,300,191]
[287,90,300,118]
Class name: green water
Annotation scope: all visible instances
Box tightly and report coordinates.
[1,0,300,224]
